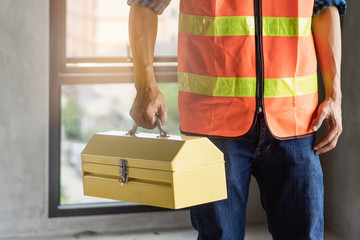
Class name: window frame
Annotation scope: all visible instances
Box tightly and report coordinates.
[49,0,177,218]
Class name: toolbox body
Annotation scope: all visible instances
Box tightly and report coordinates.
[81,131,227,209]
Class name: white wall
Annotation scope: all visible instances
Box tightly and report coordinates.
[0,1,264,238]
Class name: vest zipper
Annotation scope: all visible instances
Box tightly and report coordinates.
[254,0,264,114]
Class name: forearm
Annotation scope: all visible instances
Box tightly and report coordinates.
[312,6,342,102]
[129,4,158,91]
[128,5,167,128]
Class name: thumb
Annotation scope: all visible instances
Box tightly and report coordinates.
[312,111,326,132]
[157,105,167,127]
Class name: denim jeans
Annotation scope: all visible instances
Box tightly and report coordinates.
[190,114,324,240]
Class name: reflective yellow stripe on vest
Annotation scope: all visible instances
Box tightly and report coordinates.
[178,72,317,98]
[179,13,312,37]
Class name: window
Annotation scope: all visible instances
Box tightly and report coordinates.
[49,0,179,217]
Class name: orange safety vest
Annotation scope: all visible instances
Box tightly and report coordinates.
[178,0,318,139]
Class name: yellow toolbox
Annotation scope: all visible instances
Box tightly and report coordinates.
[81,126,227,209]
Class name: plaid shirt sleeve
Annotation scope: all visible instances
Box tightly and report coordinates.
[127,0,171,15]
[313,0,347,16]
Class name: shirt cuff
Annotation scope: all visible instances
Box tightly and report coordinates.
[313,0,347,16]
[127,0,171,15]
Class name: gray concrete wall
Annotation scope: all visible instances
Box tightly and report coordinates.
[321,2,360,240]
[0,1,264,238]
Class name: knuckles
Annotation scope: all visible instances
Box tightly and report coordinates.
[329,142,337,149]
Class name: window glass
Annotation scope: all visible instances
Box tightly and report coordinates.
[66,0,179,58]
[60,83,179,204]
[61,0,180,206]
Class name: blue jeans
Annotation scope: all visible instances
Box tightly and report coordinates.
[190,114,324,240]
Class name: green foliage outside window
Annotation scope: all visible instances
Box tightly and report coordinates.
[62,97,81,140]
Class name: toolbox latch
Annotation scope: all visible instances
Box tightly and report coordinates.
[119,159,129,185]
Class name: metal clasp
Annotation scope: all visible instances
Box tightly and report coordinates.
[119,159,128,185]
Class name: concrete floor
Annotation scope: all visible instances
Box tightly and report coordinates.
[0,223,343,240]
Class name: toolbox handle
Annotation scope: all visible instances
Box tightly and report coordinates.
[128,117,169,137]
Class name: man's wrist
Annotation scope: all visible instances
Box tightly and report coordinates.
[134,76,158,92]
[325,85,342,103]
[327,94,342,105]
[133,65,158,91]
[135,83,159,93]
[322,73,342,103]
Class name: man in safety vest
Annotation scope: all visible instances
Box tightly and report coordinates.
[128,0,346,239]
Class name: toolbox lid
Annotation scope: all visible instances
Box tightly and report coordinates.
[81,131,224,172]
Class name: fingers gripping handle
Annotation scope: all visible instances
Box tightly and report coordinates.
[128,117,169,137]
[128,124,138,136]
[156,117,169,137]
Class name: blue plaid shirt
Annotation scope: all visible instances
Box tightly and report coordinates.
[313,0,347,16]
[127,0,347,16]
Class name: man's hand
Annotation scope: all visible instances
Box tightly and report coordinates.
[130,86,167,129]
[312,98,342,154]
[312,6,343,154]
